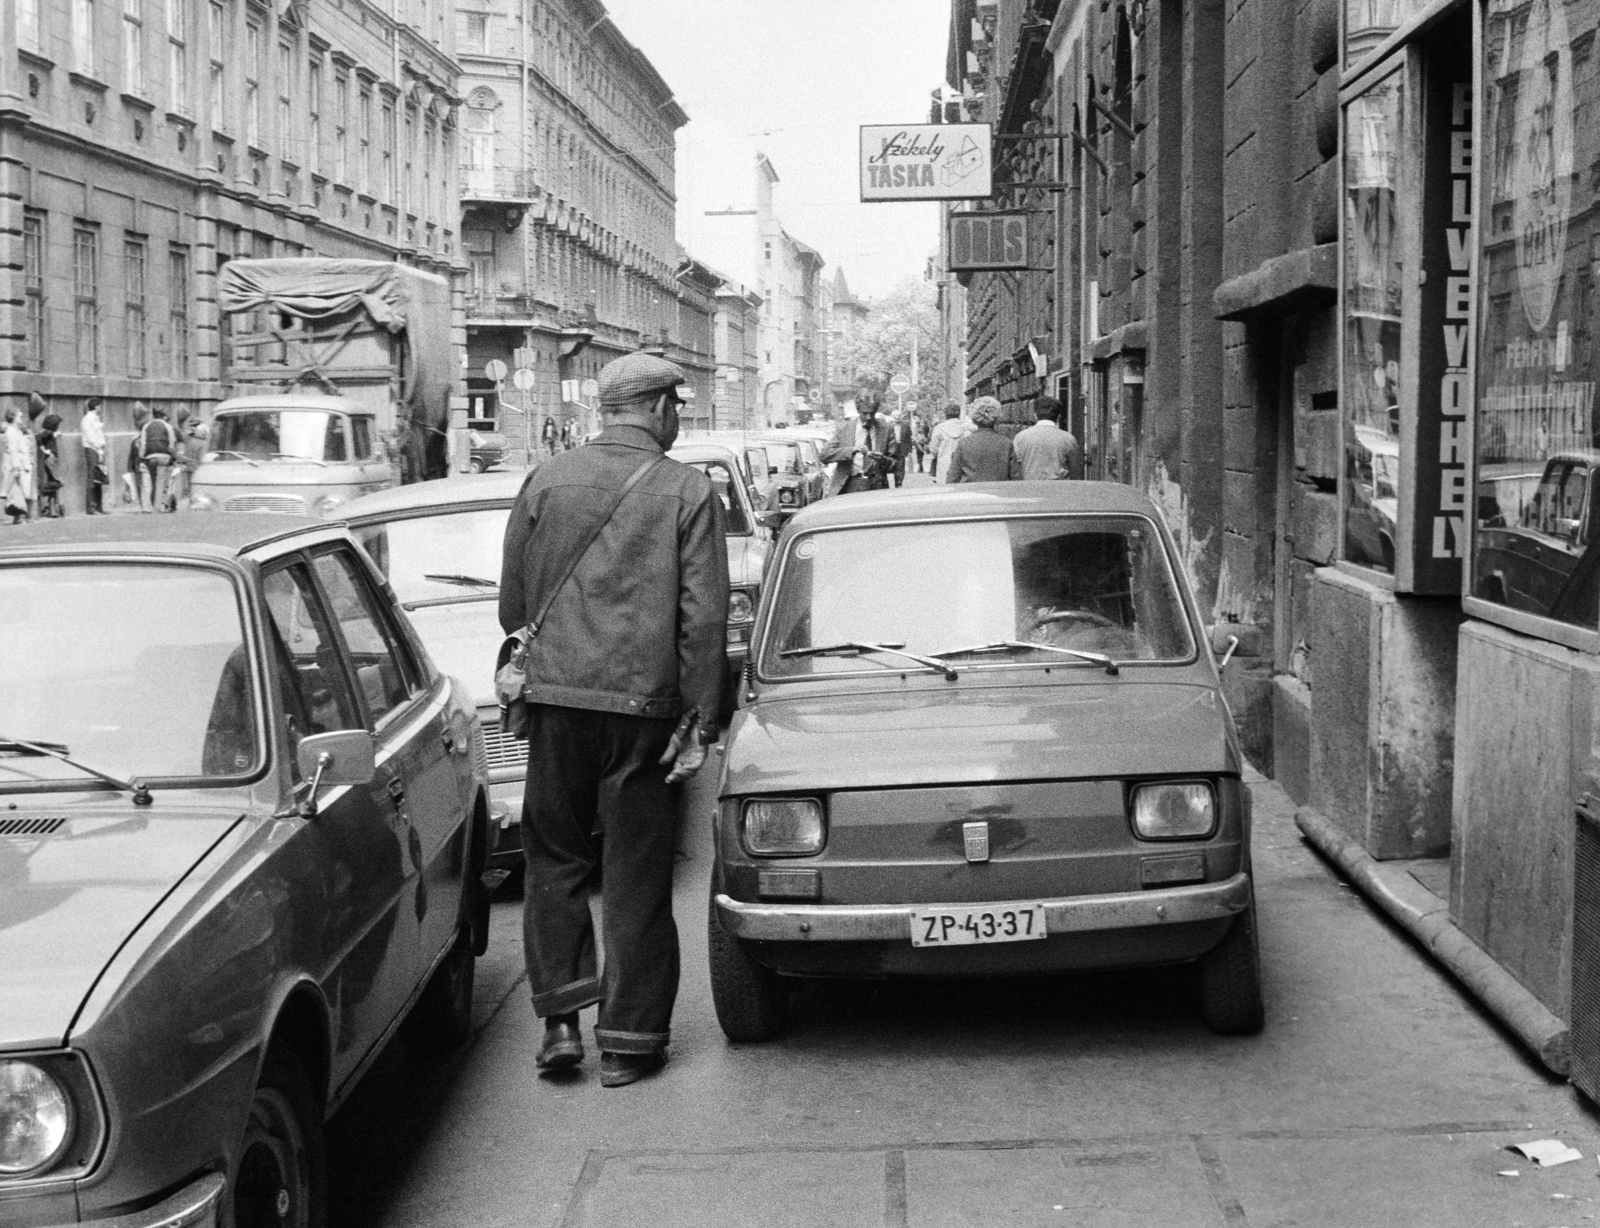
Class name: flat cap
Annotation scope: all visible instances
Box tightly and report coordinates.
[599,352,687,407]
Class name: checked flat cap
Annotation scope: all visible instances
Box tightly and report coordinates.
[598,352,687,407]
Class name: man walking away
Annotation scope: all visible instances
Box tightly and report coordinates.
[1011,395,1083,481]
[500,352,729,1088]
[949,396,1019,483]
[822,393,898,494]
[928,401,972,484]
[141,405,178,512]
[82,398,107,515]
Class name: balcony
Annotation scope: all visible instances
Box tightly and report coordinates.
[460,167,540,231]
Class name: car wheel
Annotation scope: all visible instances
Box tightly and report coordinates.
[1197,895,1264,1035]
[707,881,787,1042]
[402,932,476,1052]
[469,457,486,474]
[232,1053,325,1228]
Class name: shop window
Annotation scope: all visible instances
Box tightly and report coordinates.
[1470,0,1600,641]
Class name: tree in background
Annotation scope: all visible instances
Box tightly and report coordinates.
[839,276,948,417]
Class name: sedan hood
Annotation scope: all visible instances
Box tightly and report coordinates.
[0,806,242,1048]
[722,678,1234,795]
[404,599,502,706]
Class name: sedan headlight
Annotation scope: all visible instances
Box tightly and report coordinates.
[189,493,216,511]
[778,488,797,505]
[727,589,755,625]
[743,798,825,856]
[0,1060,71,1176]
[1130,781,1217,840]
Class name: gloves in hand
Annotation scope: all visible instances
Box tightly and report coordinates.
[660,713,713,783]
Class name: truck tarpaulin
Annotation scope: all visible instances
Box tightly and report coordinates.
[217,258,453,482]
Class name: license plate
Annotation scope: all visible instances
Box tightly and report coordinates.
[909,903,1048,947]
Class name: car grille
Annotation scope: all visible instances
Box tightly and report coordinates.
[222,494,309,514]
[0,816,66,837]
[480,718,529,774]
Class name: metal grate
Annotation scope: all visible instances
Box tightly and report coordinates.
[223,494,308,514]
[0,816,67,837]
[479,719,528,774]
[1572,806,1600,1102]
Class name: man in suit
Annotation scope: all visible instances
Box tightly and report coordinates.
[822,392,899,495]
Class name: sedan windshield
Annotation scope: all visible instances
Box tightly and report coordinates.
[760,515,1195,678]
[209,410,350,462]
[763,444,802,475]
[355,508,511,605]
[0,564,258,784]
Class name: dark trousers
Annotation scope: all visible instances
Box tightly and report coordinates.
[520,704,680,1054]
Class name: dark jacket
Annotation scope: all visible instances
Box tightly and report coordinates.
[499,424,730,726]
[822,417,899,494]
[950,427,1020,483]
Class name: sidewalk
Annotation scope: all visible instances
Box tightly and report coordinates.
[1294,804,1569,1075]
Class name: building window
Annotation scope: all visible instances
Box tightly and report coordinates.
[125,238,147,377]
[424,114,436,220]
[18,0,41,51]
[73,226,99,374]
[401,106,414,210]
[244,20,260,147]
[334,73,348,182]
[208,0,225,131]
[123,0,144,94]
[465,10,487,52]
[169,244,190,378]
[23,214,45,373]
[464,104,494,194]
[358,88,371,194]
[381,102,395,203]
[277,40,292,153]
[465,229,493,294]
[74,0,96,74]
[167,0,187,112]
[307,58,321,177]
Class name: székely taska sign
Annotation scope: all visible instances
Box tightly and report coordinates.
[860,124,993,202]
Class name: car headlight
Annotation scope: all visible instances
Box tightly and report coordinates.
[1130,781,1217,840]
[0,1060,71,1176]
[778,488,796,505]
[313,494,347,517]
[190,493,216,511]
[728,589,755,624]
[742,798,825,856]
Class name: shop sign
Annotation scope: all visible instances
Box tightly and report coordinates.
[860,124,992,201]
[948,212,1028,272]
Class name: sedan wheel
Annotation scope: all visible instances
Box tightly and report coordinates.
[707,882,787,1042]
[232,1055,324,1228]
[1197,896,1265,1035]
[469,457,486,474]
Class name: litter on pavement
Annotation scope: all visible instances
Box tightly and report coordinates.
[1508,1140,1587,1168]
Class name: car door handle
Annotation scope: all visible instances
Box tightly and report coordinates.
[386,775,406,810]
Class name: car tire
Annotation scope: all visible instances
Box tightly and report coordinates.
[402,932,476,1052]
[707,883,787,1042]
[232,1053,326,1228]
[1197,896,1264,1035]
[469,457,486,474]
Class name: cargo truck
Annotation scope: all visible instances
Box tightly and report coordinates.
[189,258,454,516]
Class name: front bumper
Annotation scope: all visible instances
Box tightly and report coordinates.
[71,1174,224,1228]
[713,872,1252,943]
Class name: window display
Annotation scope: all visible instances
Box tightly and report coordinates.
[1472,0,1600,630]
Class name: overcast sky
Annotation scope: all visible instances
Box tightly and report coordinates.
[602,0,947,301]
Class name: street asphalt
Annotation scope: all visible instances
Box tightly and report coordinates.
[323,759,1600,1228]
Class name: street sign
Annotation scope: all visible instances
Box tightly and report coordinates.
[514,347,538,369]
[949,212,1029,271]
[860,123,992,202]
[484,359,507,383]
[581,378,599,399]
[808,388,822,403]
[889,374,912,395]
[512,367,536,391]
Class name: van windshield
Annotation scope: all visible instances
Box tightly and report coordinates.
[210,410,350,462]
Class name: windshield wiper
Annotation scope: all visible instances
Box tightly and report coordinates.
[209,450,260,467]
[931,640,1120,676]
[781,640,958,681]
[271,453,326,467]
[0,736,153,803]
[422,573,500,589]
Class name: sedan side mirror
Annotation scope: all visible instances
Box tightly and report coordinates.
[757,508,785,530]
[296,729,376,817]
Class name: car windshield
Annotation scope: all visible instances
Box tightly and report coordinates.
[0,564,259,784]
[354,507,512,604]
[209,410,350,462]
[760,515,1195,677]
[763,444,802,474]
[686,461,751,534]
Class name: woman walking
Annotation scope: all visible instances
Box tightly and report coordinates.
[948,397,1020,483]
[2,406,35,524]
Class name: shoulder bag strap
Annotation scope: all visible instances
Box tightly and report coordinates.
[527,454,662,639]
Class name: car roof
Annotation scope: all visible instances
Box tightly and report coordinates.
[338,470,529,520]
[0,511,325,560]
[668,441,746,466]
[214,394,366,414]
[784,480,1167,531]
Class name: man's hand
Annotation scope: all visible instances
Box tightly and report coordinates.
[660,714,711,783]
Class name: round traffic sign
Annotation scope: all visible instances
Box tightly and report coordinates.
[889,374,911,395]
[808,388,822,403]
[484,359,508,382]
[512,366,536,391]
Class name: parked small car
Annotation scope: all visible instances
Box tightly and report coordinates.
[708,481,1261,1042]
[468,427,506,474]
[1475,450,1600,621]
[752,435,816,521]
[0,513,490,1227]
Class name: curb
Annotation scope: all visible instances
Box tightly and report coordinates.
[1294,804,1570,1077]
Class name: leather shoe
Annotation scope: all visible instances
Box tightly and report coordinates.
[599,1050,667,1087]
[535,1015,584,1069]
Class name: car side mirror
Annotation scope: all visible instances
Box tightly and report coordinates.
[1207,625,1241,670]
[758,509,784,530]
[296,729,376,817]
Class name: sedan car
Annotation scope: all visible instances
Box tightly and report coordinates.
[751,435,818,521]
[707,481,1261,1042]
[0,514,490,1228]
